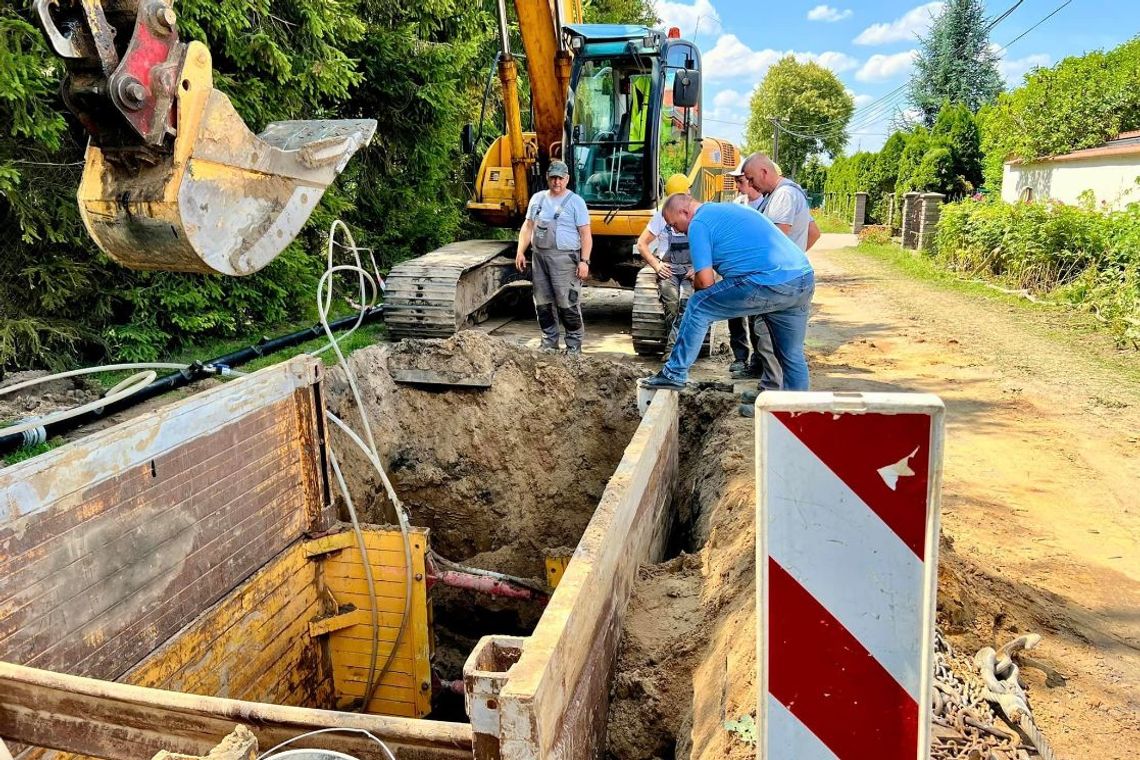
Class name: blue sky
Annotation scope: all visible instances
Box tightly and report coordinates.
[654,0,1137,154]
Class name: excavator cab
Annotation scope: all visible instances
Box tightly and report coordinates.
[36,0,375,276]
[564,25,703,211]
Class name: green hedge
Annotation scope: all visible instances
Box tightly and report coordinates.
[935,199,1140,346]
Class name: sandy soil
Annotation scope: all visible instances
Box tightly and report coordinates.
[322,332,646,692]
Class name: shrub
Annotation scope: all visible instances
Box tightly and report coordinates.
[858,225,893,246]
[935,198,1140,346]
[979,37,1140,189]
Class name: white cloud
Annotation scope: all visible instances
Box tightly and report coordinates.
[816,51,860,73]
[704,87,751,147]
[996,52,1050,86]
[852,93,875,107]
[855,50,917,82]
[807,4,853,22]
[713,89,743,108]
[702,34,859,82]
[656,0,722,39]
[854,1,943,45]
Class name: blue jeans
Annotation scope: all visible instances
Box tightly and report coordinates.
[661,272,815,389]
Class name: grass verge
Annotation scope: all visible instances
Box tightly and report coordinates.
[838,241,1140,385]
[815,214,851,234]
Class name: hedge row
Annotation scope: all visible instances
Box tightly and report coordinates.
[935,199,1140,346]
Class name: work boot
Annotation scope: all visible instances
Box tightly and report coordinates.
[539,340,559,352]
[738,403,755,418]
[638,372,686,390]
[729,360,747,374]
[731,364,762,380]
[741,388,762,404]
[564,346,582,356]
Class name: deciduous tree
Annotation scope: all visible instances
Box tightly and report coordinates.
[744,57,853,178]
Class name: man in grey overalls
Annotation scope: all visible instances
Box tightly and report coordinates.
[514,161,594,352]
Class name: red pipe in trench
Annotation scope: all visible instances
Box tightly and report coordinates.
[427,569,548,602]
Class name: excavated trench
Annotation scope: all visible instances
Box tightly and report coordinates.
[325,332,645,719]
[607,392,758,760]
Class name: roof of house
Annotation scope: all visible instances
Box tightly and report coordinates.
[1007,130,1140,166]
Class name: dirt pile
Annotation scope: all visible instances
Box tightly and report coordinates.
[326,332,643,577]
[937,537,1140,751]
[0,371,102,424]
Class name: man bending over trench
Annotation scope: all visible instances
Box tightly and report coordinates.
[638,194,815,391]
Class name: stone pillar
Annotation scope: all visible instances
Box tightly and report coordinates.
[918,192,944,251]
[886,194,896,233]
[852,192,868,233]
[901,192,921,249]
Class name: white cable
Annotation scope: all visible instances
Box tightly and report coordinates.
[328,447,382,707]
[0,362,245,441]
[316,221,414,713]
[0,363,188,396]
[259,727,396,760]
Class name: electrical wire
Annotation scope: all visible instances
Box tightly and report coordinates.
[259,727,396,760]
[995,0,1073,53]
[766,0,1045,143]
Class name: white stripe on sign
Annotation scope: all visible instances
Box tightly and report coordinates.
[766,416,925,700]
[767,694,840,760]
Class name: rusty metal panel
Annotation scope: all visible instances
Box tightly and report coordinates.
[0,357,328,683]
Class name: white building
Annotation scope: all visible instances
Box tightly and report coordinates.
[1001,130,1140,210]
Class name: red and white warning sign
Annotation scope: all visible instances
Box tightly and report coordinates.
[755,392,944,759]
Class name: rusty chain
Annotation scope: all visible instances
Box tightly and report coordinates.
[930,629,1060,760]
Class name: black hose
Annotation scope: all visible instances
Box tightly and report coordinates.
[0,306,384,456]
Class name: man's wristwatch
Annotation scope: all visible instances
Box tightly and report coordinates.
[581,260,590,267]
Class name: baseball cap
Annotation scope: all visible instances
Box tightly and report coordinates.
[547,160,570,178]
[727,164,745,177]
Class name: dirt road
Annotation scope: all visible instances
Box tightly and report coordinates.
[808,235,1140,758]
[491,233,1140,758]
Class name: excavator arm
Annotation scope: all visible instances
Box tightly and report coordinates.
[479,0,581,219]
[35,0,375,276]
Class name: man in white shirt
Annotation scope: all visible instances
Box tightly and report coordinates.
[738,152,821,414]
[742,153,820,251]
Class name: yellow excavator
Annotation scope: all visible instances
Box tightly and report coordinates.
[34,0,375,276]
[382,0,740,353]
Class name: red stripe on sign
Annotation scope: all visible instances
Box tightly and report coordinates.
[772,411,931,558]
[769,559,920,758]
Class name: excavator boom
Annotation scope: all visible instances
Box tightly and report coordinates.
[36,0,375,276]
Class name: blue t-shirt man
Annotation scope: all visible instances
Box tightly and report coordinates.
[687,202,812,282]
[641,195,817,391]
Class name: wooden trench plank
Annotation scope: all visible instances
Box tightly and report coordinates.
[0,359,328,687]
[0,662,473,760]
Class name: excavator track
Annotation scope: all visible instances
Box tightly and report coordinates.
[631,267,715,357]
[384,240,524,340]
[632,267,669,355]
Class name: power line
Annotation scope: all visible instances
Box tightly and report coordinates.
[997,0,1072,52]
[769,0,1074,143]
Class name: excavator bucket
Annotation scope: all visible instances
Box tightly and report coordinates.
[77,41,376,276]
